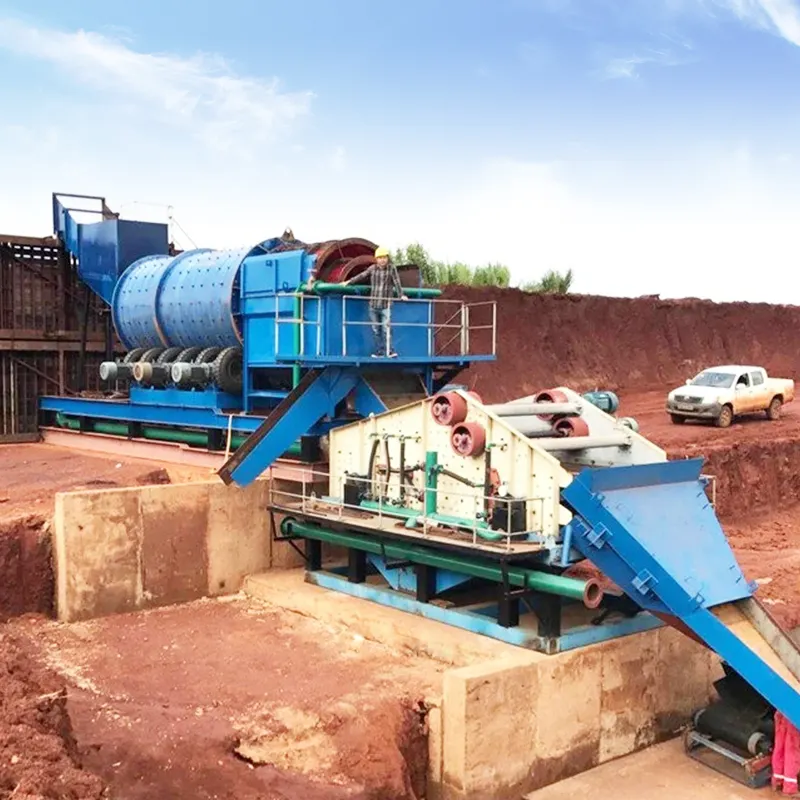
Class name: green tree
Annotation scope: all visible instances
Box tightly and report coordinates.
[393,244,512,288]
[392,242,572,292]
[519,268,574,294]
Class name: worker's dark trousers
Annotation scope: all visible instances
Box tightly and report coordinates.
[369,305,390,355]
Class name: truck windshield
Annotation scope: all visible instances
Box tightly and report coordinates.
[690,372,734,388]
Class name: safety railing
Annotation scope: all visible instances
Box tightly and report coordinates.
[272,291,497,360]
[271,292,323,360]
[268,464,549,552]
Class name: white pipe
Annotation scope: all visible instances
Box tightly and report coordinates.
[503,416,554,437]
[536,433,631,451]
[488,401,581,418]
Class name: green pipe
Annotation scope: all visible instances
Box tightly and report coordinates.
[424,451,438,515]
[310,282,442,297]
[54,413,302,456]
[280,518,602,607]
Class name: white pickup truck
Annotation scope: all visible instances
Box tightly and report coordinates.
[666,365,795,427]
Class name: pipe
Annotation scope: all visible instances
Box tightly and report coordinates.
[310,283,441,297]
[536,433,631,451]
[280,518,604,608]
[488,402,581,418]
[424,451,438,515]
[53,414,302,456]
[503,415,556,437]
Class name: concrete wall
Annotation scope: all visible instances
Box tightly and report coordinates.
[53,475,340,622]
[54,479,274,622]
[435,627,718,800]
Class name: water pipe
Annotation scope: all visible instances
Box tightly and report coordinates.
[280,517,604,608]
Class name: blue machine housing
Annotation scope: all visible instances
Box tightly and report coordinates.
[41,191,496,463]
[53,193,170,303]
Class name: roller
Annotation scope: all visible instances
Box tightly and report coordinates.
[534,388,570,420]
[450,422,486,457]
[553,416,590,437]
[693,702,771,756]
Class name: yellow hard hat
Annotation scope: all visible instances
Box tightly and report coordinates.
[374,246,390,258]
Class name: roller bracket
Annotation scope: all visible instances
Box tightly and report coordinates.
[586,523,611,549]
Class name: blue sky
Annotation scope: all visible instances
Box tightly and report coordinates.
[1,0,799,301]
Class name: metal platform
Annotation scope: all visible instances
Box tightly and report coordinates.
[270,499,548,559]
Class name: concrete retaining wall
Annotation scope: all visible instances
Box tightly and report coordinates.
[437,626,717,799]
[54,480,274,622]
[53,476,339,622]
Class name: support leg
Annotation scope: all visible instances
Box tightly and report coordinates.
[348,549,367,584]
[306,539,322,571]
[416,563,437,603]
[498,590,520,628]
[536,594,562,639]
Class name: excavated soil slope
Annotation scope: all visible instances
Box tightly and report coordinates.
[0,631,105,798]
[445,288,799,398]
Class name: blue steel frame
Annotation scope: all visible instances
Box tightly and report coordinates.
[562,458,800,728]
[307,567,662,654]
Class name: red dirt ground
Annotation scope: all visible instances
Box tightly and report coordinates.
[0,443,210,522]
[5,597,438,800]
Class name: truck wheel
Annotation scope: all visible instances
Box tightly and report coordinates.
[715,405,733,428]
[767,397,782,421]
[670,414,686,425]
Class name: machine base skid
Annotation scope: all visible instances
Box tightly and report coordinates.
[303,564,661,654]
[683,729,772,789]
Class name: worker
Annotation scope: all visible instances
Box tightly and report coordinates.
[772,711,800,796]
[343,246,407,358]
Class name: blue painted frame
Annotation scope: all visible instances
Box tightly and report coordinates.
[307,567,662,654]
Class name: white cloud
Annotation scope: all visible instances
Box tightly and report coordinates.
[712,0,800,45]
[599,41,693,80]
[0,17,313,151]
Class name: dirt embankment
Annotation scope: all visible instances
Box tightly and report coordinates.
[0,631,105,798]
[445,288,800,400]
